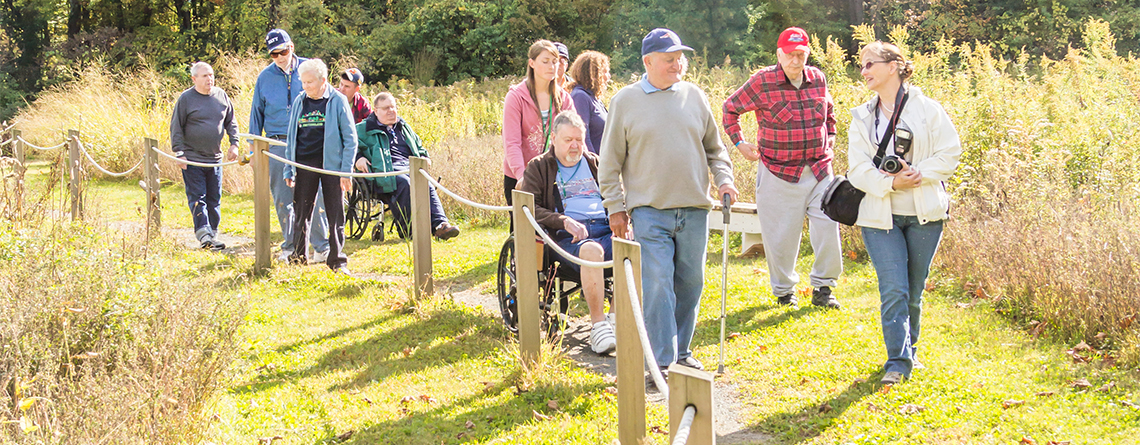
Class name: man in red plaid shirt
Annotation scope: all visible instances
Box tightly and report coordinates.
[722,27,843,309]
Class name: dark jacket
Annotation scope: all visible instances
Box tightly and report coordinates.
[517,150,602,231]
[355,115,428,193]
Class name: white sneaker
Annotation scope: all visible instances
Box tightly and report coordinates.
[590,321,616,355]
[276,250,293,262]
[605,312,616,329]
[312,250,329,263]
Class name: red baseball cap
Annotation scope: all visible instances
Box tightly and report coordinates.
[777,27,810,53]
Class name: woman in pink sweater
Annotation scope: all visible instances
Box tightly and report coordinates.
[502,39,575,205]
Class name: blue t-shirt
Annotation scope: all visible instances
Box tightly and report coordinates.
[557,158,605,221]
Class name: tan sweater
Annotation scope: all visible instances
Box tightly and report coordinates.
[598,80,734,213]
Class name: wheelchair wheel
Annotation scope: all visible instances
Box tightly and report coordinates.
[346,183,371,240]
[496,236,519,333]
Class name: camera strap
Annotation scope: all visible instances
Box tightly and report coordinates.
[873,83,910,168]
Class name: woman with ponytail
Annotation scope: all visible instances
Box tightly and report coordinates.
[847,41,962,385]
[502,39,576,204]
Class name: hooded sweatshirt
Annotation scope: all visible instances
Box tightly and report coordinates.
[501,80,575,180]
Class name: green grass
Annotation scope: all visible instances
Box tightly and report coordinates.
[37,177,1140,443]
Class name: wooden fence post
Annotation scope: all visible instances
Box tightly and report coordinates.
[252,139,271,274]
[410,156,434,298]
[12,129,24,210]
[613,236,645,445]
[667,364,715,445]
[142,138,161,238]
[512,189,541,365]
[67,129,82,220]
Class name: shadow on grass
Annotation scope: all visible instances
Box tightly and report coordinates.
[696,304,821,342]
[743,371,882,443]
[232,303,509,395]
[316,379,610,445]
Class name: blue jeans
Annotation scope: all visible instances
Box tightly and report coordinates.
[553,218,613,274]
[630,206,709,368]
[268,145,328,253]
[182,164,221,242]
[861,215,944,377]
[377,164,449,238]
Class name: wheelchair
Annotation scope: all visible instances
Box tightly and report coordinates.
[496,232,613,338]
[344,177,394,241]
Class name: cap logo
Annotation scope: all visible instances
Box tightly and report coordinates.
[788,34,805,43]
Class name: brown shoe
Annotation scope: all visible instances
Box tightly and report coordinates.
[433,222,460,240]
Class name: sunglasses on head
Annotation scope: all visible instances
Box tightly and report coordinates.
[270,48,291,58]
[862,60,891,70]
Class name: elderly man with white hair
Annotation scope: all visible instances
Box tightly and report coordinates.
[284,58,357,274]
[169,61,239,251]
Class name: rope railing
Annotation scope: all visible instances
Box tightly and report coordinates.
[74,137,143,177]
[237,133,287,147]
[0,138,13,147]
[262,150,408,178]
[624,258,669,397]
[15,136,67,151]
[671,405,698,445]
[520,205,613,269]
[1,123,14,134]
[150,145,241,167]
[419,169,511,212]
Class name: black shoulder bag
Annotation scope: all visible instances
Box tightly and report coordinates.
[822,84,909,226]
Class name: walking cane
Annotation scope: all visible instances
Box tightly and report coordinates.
[717,193,731,375]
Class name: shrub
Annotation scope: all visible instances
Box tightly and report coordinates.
[0,170,246,442]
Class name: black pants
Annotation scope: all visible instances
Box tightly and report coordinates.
[504,175,518,230]
[292,167,347,269]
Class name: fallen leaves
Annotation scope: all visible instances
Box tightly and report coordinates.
[334,430,354,442]
[727,332,741,340]
[257,436,283,445]
[72,351,99,360]
[604,386,618,395]
[1019,437,1036,445]
[1002,400,1025,409]
[1070,378,1092,390]
[465,420,475,429]
[546,400,559,411]
[1034,391,1056,397]
[532,410,550,421]
[1096,381,1116,392]
[898,403,925,415]
[755,345,768,353]
[1121,314,1136,329]
[1027,321,1048,338]
[818,402,832,414]
[649,425,668,435]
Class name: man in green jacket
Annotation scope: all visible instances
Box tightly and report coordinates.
[355,92,460,240]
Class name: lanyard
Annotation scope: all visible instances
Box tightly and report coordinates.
[539,94,554,152]
[557,158,583,198]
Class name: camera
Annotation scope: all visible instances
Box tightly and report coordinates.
[880,128,913,174]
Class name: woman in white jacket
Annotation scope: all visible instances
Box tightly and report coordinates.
[847,41,962,385]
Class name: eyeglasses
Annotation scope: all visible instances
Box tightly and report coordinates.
[270,48,291,59]
[862,60,890,70]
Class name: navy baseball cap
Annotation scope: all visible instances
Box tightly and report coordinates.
[641,28,692,56]
[265,29,291,53]
[554,42,570,60]
[341,68,364,85]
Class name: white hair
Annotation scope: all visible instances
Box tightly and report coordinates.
[190,61,212,77]
[552,110,585,133]
[298,58,328,80]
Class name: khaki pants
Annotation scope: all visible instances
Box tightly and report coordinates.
[755,167,843,297]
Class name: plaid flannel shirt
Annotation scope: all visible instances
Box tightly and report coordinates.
[722,65,836,183]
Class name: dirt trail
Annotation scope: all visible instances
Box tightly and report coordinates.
[447,286,773,444]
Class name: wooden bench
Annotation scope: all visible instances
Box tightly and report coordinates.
[708,201,764,257]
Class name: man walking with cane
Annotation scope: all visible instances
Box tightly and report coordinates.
[599,28,737,381]
[722,26,843,309]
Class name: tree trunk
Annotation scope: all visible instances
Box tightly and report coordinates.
[850,0,864,27]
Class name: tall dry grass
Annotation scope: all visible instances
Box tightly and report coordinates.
[0,168,246,443]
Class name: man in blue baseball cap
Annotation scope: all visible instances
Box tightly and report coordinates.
[249,29,331,263]
[597,27,737,385]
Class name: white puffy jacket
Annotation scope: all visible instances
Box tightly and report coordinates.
[847,86,962,230]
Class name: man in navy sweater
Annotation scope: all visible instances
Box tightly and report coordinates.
[249,29,330,262]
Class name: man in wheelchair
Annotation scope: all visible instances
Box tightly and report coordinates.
[518,111,615,355]
[354,92,460,240]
